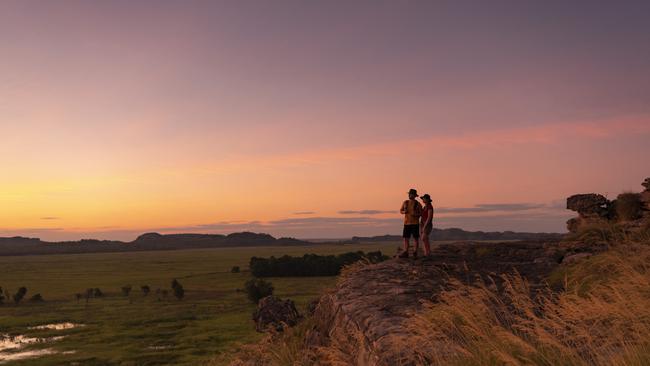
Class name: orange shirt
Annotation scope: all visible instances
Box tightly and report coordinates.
[402,199,422,225]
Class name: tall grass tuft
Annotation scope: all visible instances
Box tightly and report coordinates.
[616,193,643,221]
[405,244,650,366]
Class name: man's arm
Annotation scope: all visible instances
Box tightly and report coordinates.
[399,200,407,214]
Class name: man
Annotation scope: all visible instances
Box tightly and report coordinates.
[420,194,434,257]
[399,188,422,258]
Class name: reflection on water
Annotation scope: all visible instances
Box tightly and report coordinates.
[0,348,57,364]
[29,323,83,330]
[0,323,82,363]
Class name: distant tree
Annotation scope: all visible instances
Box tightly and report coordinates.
[0,286,4,304]
[244,278,274,304]
[85,288,94,304]
[141,285,150,296]
[93,288,103,297]
[121,285,132,297]
[171,279,184,300]
[13,287,27,305]
[155,288,169,301]
[231,266,241,273]
[29,294,44,302]
[75,293,82,303]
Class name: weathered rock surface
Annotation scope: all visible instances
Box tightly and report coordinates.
[566,193,609,218]
[309,241,561,365]
[566,178,650,232]
[253,296,301,332]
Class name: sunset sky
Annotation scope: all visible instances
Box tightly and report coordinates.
[1,1,649,241]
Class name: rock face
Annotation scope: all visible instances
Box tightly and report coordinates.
[308,241,560,365]
[566,178,650,233]
[253,296,301,332]
[566,194,609,218]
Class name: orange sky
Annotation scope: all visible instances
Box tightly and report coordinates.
[1,1,649,240]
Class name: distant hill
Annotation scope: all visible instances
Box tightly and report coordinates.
[0,228,564,257]
[0,232,310,256]
[342,228,564,243]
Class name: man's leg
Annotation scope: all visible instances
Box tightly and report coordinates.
[413,237,420,258]
[400,237,410,257]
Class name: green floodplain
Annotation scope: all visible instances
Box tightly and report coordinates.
[0,242,399,365]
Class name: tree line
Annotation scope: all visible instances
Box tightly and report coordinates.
[249,251,388,277]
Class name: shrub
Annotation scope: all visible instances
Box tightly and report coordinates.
[616,192,643,221]
[231,266,241,273]
[29,294,44,302]
[171,279,184,300]
[121,285,132,297]
[244,278,274,303]
[0,286,4,304]
[93,288,103,297]
[141,285,150,296]
[13,287,27,304]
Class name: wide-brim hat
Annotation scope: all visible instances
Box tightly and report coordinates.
[408,189,418,196]
[421,194,432,202]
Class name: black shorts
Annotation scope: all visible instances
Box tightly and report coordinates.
[403,224,420,239]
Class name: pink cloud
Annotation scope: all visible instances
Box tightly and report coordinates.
[201,114,650,172]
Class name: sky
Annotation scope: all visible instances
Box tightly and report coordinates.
[1,0,649,241]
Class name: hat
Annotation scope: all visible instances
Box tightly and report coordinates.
[421,194,432,202]
[408,189,418,196]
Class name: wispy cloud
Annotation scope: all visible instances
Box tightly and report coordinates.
[436,203,546,214]
[198,115,650,172]
[40,216,60,220]
[338,210,395,215]
[293,211,316,215]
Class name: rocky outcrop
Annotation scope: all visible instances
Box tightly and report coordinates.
[307,241,561,365]
[253,296,301,332]
[566,177,650,233]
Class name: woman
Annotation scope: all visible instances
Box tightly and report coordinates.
[420,194,434,257]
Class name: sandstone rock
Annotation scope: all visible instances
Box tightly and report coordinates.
[253,296,301,332]
[309,241,560,365]
[562,252,593,265]
[567,194,609,218]
[566,217,581,233]
[643,177,650,191]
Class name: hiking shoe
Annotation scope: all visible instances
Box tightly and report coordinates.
[398,250,409,259]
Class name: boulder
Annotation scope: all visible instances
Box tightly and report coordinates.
[642,178,650,191]
[566,194,609,218]
[562,252,593,265]
[253,296,301,332]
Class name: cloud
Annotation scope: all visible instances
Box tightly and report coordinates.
[293,211,316,215]
[40,216,60,220]
[436,203,546,214]
[197,115,650,172]
[338,210,395,215]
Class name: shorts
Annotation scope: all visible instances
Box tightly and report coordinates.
[422,223,433,237]
[403,224,420,239]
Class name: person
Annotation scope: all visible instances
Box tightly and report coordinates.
[398,188,422,258]
[420,194,434,257]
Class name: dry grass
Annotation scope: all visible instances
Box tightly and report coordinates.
[405,244,650,366]
[222,234,650,366]
[616,193,644,221]
[564,220,650,247]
